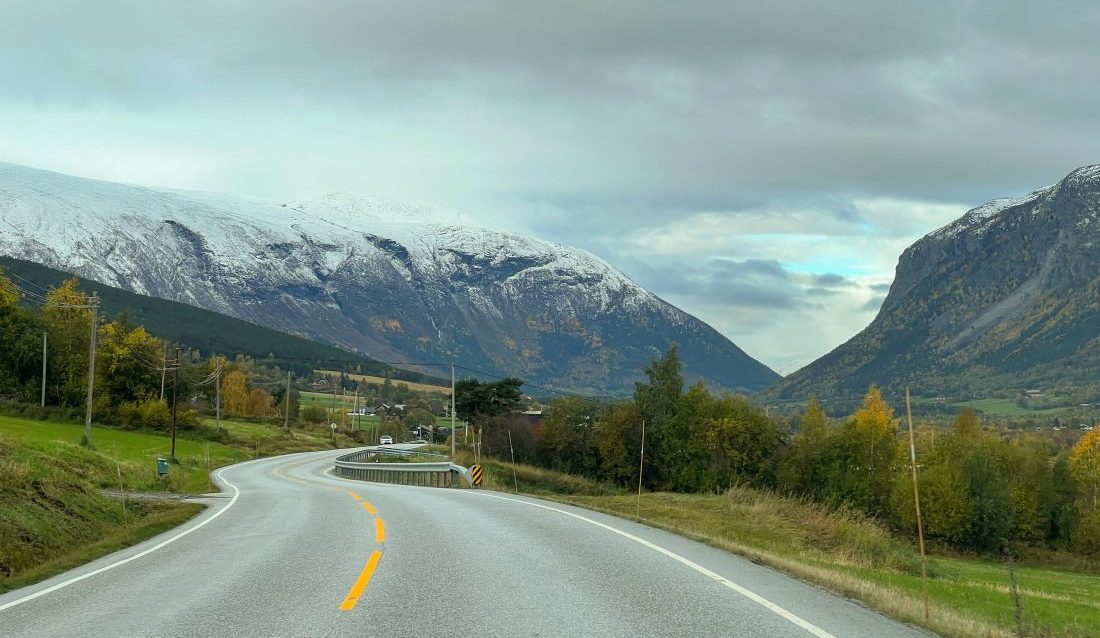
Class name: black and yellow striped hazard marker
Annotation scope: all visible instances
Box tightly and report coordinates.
[470,464,483,487]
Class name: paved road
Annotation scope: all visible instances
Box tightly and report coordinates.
[0,450,932,638]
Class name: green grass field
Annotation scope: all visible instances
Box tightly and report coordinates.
[0,416,249,493]
[950,398,1069,416]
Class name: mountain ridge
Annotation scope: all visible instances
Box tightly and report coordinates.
[762,164,1100,406]
[0,161,778,394]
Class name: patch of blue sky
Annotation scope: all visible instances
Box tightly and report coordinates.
[784,258,871,277]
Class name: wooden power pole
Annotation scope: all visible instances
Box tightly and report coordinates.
[82,294,99,446]
[906,387,930,621]
[170,348,180,461]
[40,331,47,408]
[215,361,222,434]
[284,371,291,429]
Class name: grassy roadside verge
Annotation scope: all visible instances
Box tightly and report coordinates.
[0,415,363,594]
[0,498,202,594]
[467,455,1100,638]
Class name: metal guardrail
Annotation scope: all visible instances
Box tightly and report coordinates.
[334,449,472,488]
[340,447,450,462]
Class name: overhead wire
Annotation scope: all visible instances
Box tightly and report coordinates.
[5,271,52,294]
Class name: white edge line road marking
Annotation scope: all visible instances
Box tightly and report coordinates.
[0,454,301,613]
[463,491,839,638]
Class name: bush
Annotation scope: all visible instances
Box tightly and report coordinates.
[1073,510,1100,558]
[117,401,142,429]
[301,405,327,424]
[139,400,171,431]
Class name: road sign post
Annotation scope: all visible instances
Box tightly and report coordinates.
[470,464,483,487]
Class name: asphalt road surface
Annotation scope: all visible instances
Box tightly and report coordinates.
[0,449,933,638]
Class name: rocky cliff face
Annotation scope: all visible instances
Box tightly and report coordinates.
[0,162,777,394]
[764,165,1100,403]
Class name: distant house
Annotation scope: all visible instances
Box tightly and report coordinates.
[518,410,544,428]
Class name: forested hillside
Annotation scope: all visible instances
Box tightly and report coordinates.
[0,257,441,385]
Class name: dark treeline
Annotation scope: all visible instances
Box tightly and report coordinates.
[0,256,445,387]
[466,346,1100,560]
[0,272,322,430]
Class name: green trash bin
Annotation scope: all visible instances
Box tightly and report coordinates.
[156,457,169,477]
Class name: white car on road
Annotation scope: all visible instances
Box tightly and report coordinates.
[379,436,393,445]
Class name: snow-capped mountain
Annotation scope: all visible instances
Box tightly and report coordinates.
[763,164,1100,404]
[0,162,778,393]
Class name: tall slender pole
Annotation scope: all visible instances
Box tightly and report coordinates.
[83,294,98,446]
[508,428,518,491]
[159,342,168,401]
[284,371,291,429]
[906,387,930,621]
[450,363,456,459]
[331,378,338,426]
[353,389,360,432]
[636,419,646,519]
[215,362,222,434]
[40,331,47,407]
[170,348,179,461]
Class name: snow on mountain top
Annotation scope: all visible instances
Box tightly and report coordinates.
[928,187,1052,240]
[926,164,1100,242]
[287,192,473,227]
[1059,164,1100,190]
[0,160,646,303]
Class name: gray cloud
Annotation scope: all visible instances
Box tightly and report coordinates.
[0,1,1097,371]
[862,295,888,312]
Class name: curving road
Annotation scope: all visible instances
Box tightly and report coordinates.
[0,449,932,638]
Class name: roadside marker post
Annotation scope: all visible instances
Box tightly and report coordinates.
[470,464,483,487]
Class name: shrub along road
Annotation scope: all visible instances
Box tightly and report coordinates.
[0,449,930,638]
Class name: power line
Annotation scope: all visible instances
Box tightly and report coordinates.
[5,271,52,294]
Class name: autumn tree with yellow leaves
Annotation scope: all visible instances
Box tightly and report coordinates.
[43,278,94,406]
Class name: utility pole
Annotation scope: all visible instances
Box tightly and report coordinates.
[507,428,518,491]
[284,371,291,429]
[40,331,47,408]
[159,342,168,401]
[331,378,338,425]
[636,419,646,519]
[450,362,456,459]
[353,389,360,432]
[170,348,179,461]
[215,361,222,435]
[905,387,930,621]
[82,294,99,446]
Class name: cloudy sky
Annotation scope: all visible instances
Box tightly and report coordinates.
[2,1,1099,373]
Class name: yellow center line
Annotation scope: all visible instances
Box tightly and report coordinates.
[338,550,382,611]
[346,491,362,501]
[360,500,377,515]
[374,517,386,543]
[270,460,313,486]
